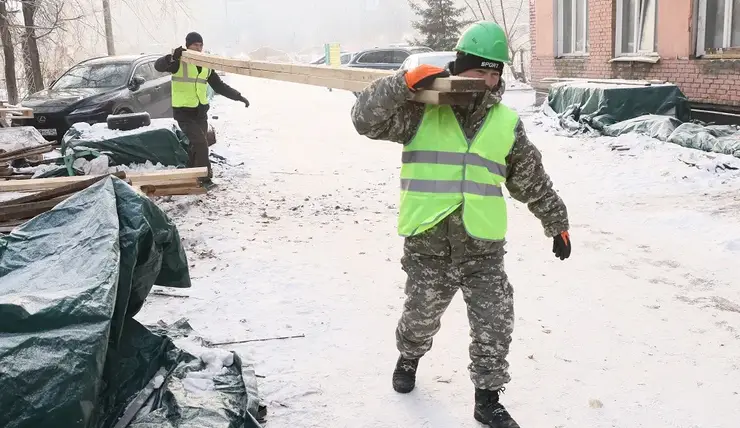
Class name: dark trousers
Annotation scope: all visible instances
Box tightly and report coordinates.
[177,117,211,178]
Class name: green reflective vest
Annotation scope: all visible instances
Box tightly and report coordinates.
[398,103,519,241]
[171,62,210,108]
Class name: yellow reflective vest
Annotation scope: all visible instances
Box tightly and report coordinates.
[398,103,519,241]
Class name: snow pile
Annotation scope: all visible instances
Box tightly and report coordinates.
[66,118,180,142]
[173,337,235,395]
[109,160,177,173]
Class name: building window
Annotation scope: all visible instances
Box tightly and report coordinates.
[615,0,658,56]
[556,0,588,56]
[696,0,740,55]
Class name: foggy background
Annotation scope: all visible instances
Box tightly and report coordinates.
[73,0,416,61]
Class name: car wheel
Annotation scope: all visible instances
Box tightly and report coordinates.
[107,111,151,131]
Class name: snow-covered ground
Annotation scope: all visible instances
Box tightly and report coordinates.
[136,75,740,428]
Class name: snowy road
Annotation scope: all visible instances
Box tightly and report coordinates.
[137,75,740,428]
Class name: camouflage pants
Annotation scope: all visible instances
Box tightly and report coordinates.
[395,209,515,391]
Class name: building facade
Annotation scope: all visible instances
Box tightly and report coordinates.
[529,0,740,112]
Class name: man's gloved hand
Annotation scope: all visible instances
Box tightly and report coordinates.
[172,46,186,61]
[552,231,571,260]
[240,96,250,108]
[404,64,450,91]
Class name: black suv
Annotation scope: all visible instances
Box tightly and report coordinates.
[13,54,172,141]
[345,46,433,70]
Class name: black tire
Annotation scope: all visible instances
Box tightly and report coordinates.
[107,111,151,131]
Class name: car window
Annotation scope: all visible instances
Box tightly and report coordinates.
[410,47,433,54]
[51,62,132,89]
[392,50,410,63]
[133,62,158,81]
[357,50,392,64]
[340,53,353,64]
[148,61,170,79]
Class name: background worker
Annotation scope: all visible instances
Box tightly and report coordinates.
[154,31,250,188]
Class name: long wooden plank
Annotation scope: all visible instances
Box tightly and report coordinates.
[182,55,474,105]
[0,142,56,162]
[125,167,208,181]
[0,171,127,206]
[0,167,208,192]
[182,51,485,93]
[140,183,206,197]
[0,194,72,222]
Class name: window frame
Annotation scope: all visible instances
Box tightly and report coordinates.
[695,0,740,57]
[615,0,659,57]
[556,0,589,57]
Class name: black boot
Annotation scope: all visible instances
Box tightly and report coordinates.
[473,388,520,428]
[392,355,419,393]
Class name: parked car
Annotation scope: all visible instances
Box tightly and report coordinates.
[345,46,433,70]
[400,51,457,71]
[13,54,172,141]
[310,52,355,65]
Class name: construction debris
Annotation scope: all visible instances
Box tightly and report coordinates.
[181,51,486,105]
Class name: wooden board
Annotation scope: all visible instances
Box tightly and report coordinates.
[0,171,127,206]
[0,102,33,119]
[140,182,206,196]
[181,51,483,105]
[182,51,486,93]
[0,167,208,192]
[0,194,72,222]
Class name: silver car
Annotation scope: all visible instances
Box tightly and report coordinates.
[400,51,457,71]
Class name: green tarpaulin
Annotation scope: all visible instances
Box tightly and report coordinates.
[0,177,263,428]
[547,81,691,131]
[61,120,190,167]
[543,81,740,159]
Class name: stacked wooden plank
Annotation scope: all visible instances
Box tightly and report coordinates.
[0,167,209,232]
[181,51,486,105]
[0,101,33,121]
[0,167,208,193]
[0,142,58,180]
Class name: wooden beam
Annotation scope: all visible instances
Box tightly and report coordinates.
[182,51,486,93]
[0,167,208,192]
[181,51,484,105]
[0,142,56,162]
[140,182,206,197]
[0,171,127,206]
[0,194,72,222]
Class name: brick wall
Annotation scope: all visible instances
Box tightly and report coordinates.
[530,0,740,108]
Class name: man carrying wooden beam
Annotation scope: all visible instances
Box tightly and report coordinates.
[154,32,250,188]
[351,21,572,428]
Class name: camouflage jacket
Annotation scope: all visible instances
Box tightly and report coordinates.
[350,71,569,238]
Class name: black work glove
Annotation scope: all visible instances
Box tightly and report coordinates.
[240,96,250,108]
[552,231,571,260]
[172,46,186,61]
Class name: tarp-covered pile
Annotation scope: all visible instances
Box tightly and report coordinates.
[0,177,264,428]
[62,119,190,168]
[541,81,740,158]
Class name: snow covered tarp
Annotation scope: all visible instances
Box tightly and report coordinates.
[0,177,263,428]
[547,81,691,131]
[61,119,190,168]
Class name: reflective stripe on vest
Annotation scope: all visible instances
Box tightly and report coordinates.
[171,63,210,108]
[398,103,519,241]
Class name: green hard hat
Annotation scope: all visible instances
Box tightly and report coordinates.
[454,21,509,63]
